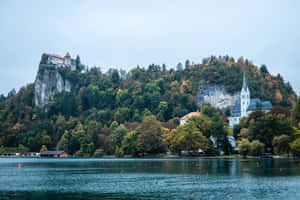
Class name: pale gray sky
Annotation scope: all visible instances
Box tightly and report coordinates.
[0,0,299,95]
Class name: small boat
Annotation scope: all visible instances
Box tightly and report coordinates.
[260,153,273,158]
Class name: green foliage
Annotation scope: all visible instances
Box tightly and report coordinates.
[166,122,209,155]
[249,140,265,156]
[247,113,293,150]
[292,97,300,126]
[121,130,140,156]
[0,55,297,157]
[188,115,212,137]
[40,145,48,152]
[272,135,291,155]
[109,125,128,154]
[136,115,166,155]
[57,122,90,154]
[237,138,251,157]
[18,144,29,154]
[114,146,124,157]
[290,138,300,157]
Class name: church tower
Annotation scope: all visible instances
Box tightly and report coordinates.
[240,70,250,117]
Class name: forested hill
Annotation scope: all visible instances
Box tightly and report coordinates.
[0,55,296,151]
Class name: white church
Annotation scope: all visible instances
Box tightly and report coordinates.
[229,70,272,128]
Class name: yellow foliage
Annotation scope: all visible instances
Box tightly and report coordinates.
[238,128,249,138]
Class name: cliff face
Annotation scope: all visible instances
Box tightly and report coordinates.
[34,64,71,108]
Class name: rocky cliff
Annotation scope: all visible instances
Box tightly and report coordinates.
[196,81,239,111]
[34,64,71,108]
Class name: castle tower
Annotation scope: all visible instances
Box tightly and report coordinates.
[64,52,71,66]
[240,69,250,117]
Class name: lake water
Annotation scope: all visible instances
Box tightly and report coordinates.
[0,158,300,200]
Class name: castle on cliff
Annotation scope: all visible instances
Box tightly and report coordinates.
[40,52,77,71]
[229,70,272,128]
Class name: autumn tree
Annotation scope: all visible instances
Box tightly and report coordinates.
[136,115,166,156]
[166,122,209,155]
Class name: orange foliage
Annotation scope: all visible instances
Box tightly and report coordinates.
[275,90,283,104]
[226,60,234,67]
[180,81,191,94]
[265,74,271,81]
[12,122,25,132]
[268,82,273,88]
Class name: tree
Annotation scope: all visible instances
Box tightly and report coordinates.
[188,115,212,137]
[238,138,251,157]
[210,119,226,150]
[109,125,128,154]
[185,59,190,70]
[290,138,300,157]
[76,55,81,70]
[272,135,291,155]
[157,101,168,121]
[249,140,265,156]
[121,130,140,156]
[18,144,28,154]
[290,123,300,157]
[292,97,300,126]
[260,64,269,74]
[7,89,16,98]
[40,145,48,152]
[136,115,166,155]
[233,124,242,139]
[248,114,293,151]
[114,146,124,157]
[42,135,52,145]
[110,121,119,131]
[176,62,183,71]
[57,122,87,154]
[165,122,209,155]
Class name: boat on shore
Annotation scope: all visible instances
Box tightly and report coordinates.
[260,153,273,158]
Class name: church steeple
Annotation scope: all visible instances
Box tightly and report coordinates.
[240,69,250,118]
[242,69,248,89]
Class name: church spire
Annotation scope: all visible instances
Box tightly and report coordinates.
[242,69,248,89]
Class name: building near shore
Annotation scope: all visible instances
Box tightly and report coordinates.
[179,111,201,125]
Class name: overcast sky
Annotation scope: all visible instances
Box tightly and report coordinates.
[0,0,299,95]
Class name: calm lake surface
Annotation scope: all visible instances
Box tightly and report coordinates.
[0,158,300,200]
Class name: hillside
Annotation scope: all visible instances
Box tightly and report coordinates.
[0,55,296,152]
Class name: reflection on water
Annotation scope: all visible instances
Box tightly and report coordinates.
[0,158,300,200]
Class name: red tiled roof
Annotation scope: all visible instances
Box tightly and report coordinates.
[65,52,71,57]
[180,111,201,120]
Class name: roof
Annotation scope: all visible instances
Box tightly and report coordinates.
[48,54,64,59]
[247,98,272,111]
[40,151,66,155]
[65,52,71,57]
[231,97,272,117]
[180,111,201,120]
[231,113,241,117]
[232,98,241,113]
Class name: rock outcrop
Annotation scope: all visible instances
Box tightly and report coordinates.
[196,81,239,111]
[34,64,71,108]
